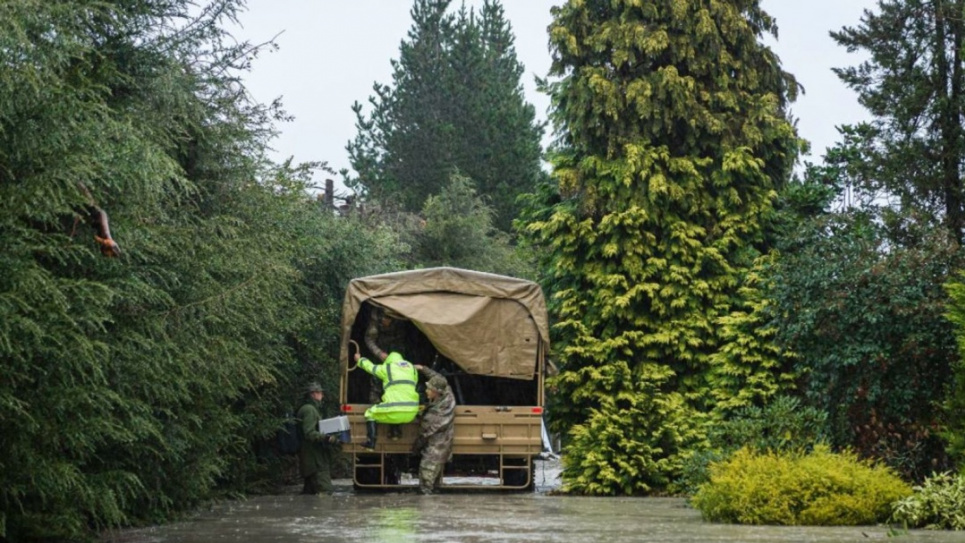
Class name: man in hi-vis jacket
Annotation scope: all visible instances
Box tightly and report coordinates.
[353,350,420,449]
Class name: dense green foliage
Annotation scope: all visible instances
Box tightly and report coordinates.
[830,0,965,242]
[347,0,545,232]
[704,254,796,413]
[891,472,965,530]
[558,361,705,495]
[0,1,402,540]
[692,445,913,526]
[769,209,960,480]
[414,173,535,278]
[675,396,828,495]
[942,276,965,470]
[813,0,965,481]
[521,0,800,494]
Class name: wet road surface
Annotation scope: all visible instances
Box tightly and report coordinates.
[102,459,965,543]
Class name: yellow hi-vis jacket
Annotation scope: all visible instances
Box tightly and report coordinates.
[358,351,420,414]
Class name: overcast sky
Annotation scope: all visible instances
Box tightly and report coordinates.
[230,0,876,189]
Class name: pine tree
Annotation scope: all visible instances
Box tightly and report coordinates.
[521,0,799,494]
[830,0,965,242]
[347,0,544,232]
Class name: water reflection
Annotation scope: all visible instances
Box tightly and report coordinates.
[372,506,420,541]
[104,492,965,543]
[102,461,965,543]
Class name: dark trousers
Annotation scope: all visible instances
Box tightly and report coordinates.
[301,468,332,495]
[302,475,319,495]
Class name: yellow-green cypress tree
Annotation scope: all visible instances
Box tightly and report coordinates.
[521,0,800,494]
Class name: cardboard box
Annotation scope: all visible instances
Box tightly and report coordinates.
[318,415,351,443]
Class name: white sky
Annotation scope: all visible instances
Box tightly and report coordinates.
[230,0,876,189]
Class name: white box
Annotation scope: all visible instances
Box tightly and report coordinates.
[318,415,350,435]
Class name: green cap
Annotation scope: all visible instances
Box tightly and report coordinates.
[428,375,448,393]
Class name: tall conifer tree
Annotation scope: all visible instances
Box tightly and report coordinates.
[521,0,799,494]
[347,0,544,232]
[830,0,965,242]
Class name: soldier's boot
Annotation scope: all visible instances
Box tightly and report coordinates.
[363,420,377,449]
[301,476,318,495]
[389,425,402,441]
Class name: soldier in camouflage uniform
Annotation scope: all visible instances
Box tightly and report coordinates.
[412,364,455,495]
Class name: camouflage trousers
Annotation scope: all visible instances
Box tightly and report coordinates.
[418,459,444,495]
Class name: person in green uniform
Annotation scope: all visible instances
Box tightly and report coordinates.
[297,382,340,494]
[353,350,420,449]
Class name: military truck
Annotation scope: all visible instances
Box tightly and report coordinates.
[338,267,551,490]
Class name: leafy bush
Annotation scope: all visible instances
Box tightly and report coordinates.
[771,211,959,480]
[558,362,706,496]
[414,173,536,278]
[714,396,828,453]
[691,445,912,525]
[943,277,965,472]
[890,472,965,530]
[674,396,827,495]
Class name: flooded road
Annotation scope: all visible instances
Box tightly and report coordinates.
[103,459,965,543]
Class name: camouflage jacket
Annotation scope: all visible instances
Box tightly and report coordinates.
[364,312,408,361]
[416,367,455,463]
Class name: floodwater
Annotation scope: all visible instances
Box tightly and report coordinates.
[103,459,965,543]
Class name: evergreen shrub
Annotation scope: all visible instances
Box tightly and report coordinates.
[691,445,911,525]
[890,472,965,530]
[674,396,827,495]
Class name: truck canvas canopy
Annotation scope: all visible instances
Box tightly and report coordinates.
[338,267,549,380]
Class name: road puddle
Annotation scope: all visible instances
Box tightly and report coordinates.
[102,459,963,543]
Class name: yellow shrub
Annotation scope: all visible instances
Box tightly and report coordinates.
[691,444,912,525]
